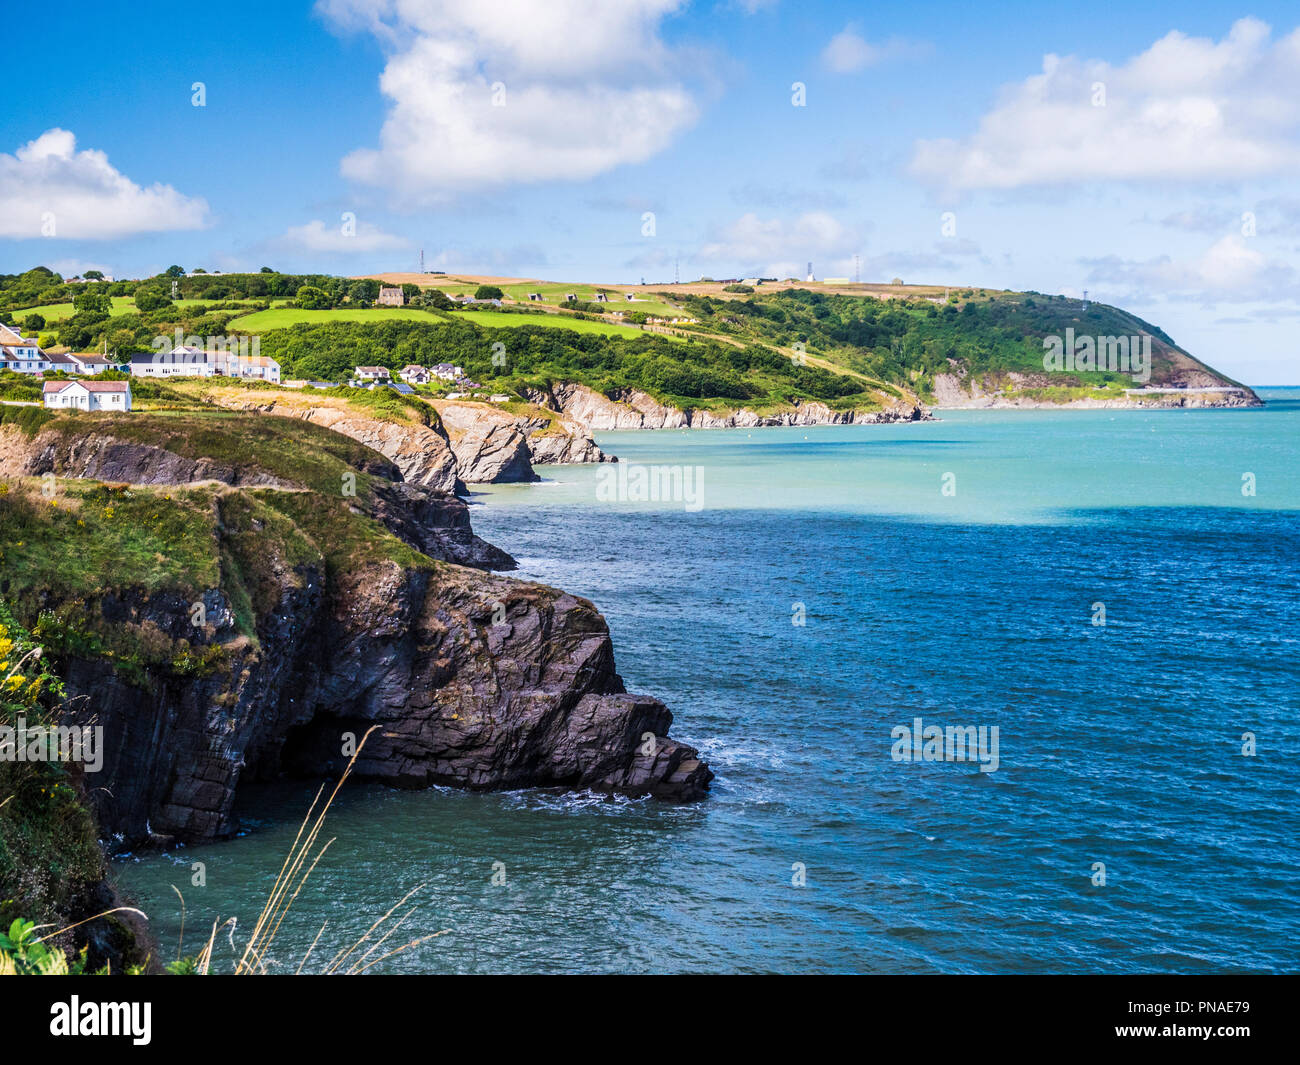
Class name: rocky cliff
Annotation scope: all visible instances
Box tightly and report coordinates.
[931,369,1263,409]
[0,414,711,848]
[201,387,611,485]
[523,381,929,429]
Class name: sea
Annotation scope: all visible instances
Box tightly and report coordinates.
[114,388,1300,973]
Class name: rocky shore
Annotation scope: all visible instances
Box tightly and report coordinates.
[0,414,712,849]
[522,381,930,429]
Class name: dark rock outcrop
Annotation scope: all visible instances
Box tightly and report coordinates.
[64,555,711,847]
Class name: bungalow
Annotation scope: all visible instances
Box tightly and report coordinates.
[353,366,391,383]
[66,353,114,375]
[624,293,636,301]
[563,293,577,302]
[527,292,544,302]
[43,379,131,412]
[399,364,431,384]
[431,363,462,381]
[591,292,607,302]
[377,286,405,307]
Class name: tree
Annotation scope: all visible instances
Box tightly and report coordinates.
[296,285,332,310]
[83,269,105,281]
[474,285,504,300]
[260,266,275,273]
[164,265,185,278]
[347,279,380,306]
[134,289,173,313]
[72,289,111,319]
[420,289,453,311]
[20,313,45,331]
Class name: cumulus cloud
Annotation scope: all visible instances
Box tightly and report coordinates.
[0,129,209,239]
[911,18,1300,190]
[319,0,700,204]
[1082,234,1297,303]
[277,218,411,254]
[698,211,863,276]
[822,26,926,73]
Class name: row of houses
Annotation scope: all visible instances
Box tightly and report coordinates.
[127,347,281,382]
[354,363,467,386]
[1,323,113,375]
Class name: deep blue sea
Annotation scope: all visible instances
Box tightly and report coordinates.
[115,390,1300,973]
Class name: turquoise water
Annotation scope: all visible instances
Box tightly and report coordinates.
[115,390,1300,973]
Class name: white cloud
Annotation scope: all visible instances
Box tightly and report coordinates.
[320,0,700,204]
[277,218,411,254]
[42,258,115,279]
[698,211,862,276]
[822,26,926,74]
[911,18,1300,190]
[1083,235,1297,302]
[0,129,209,239]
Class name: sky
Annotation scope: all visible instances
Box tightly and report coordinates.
[3,0,1299,383]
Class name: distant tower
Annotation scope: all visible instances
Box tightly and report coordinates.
[674,255,680,285]
[420,248,425,273]
[806,261,814,282]
[1082,289,1089,310]
[854,254,861,283]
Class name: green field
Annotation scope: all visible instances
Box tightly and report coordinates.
[229,305,680,341]
[19,297,136,322]
[390,278,684,317]
[453,309,679,339]
[16,297,269,323]
[229,307,451,330]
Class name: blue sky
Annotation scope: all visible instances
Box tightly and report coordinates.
[3,0,1299,382]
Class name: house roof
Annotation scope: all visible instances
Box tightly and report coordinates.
[401,364,426,372]
[44,379,130,393]
[355,366,389,374]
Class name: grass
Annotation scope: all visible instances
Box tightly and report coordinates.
[0,481,222,610]
[228,304,683,341]
[35,410,401,495]
[453,308,679,339]
[229,307,450,330]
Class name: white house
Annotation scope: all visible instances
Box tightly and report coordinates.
[353,366,391,383]
[43,379,132,412]
[399,364,431,384]
[0,322,51,373]
[431,363,463,381]
[129,347,280,382]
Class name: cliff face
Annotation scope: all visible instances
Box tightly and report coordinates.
[202,388,612,486]
[523,381,928,429]
[199,392,465,490]
[931,370,1263,409]
[0,415,711,848]
[64,556,710,846]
